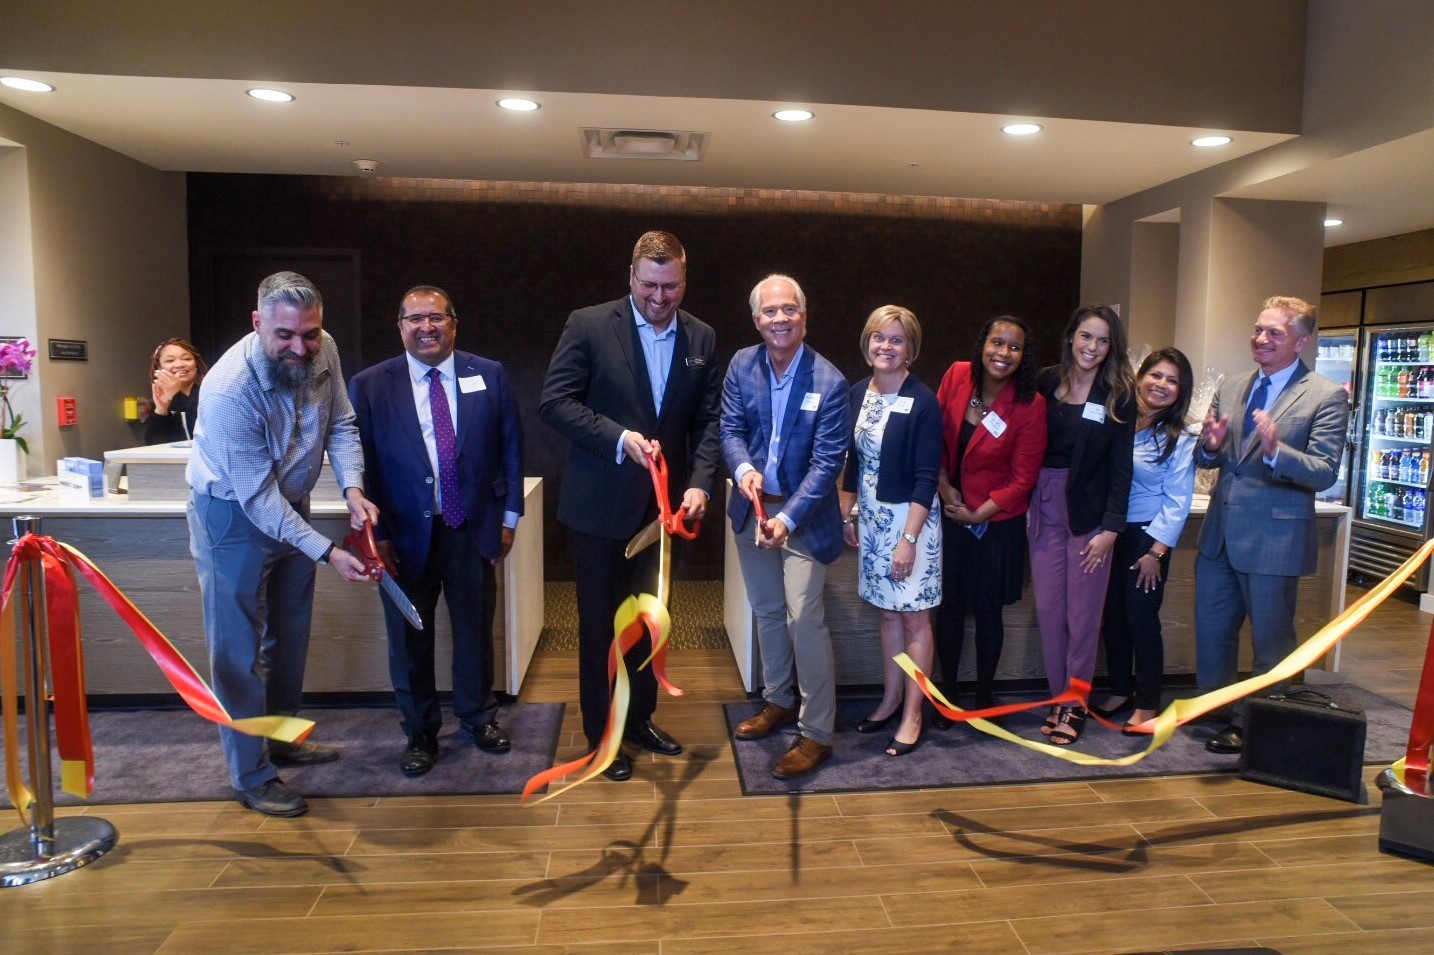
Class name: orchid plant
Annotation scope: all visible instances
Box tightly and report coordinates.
[0,338,37,454]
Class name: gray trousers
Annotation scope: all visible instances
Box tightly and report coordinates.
[189,492,316,791]
[733,510,835,744]
[1194,547,1300,725]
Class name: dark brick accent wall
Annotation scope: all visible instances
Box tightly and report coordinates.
[187,174,1081,579]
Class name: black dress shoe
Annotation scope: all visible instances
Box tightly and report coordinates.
[236,778,307,817]
[1206,724,1244,755]
[401,733,438,777]
[625,720,682,756]
[602,752,633,781]
[464,721,511,753]
[1089,696,1133,720]
[269,739,341,766]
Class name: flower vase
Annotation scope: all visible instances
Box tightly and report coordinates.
[0,437,23,485]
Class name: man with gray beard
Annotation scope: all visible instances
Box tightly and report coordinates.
[187,270,379,816]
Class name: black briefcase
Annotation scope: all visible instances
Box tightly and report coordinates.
[1239,689,1368,803]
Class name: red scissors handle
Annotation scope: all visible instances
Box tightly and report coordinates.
[342,520,386,579]
[644,449,700,539]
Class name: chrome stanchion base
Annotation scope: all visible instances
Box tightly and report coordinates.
[0,816,118,887]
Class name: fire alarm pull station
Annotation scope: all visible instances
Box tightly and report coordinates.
[57,396,77,426]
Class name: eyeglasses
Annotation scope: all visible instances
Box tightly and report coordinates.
[634,278,684,295]
[401,312,454,327]
[760,304,802,319]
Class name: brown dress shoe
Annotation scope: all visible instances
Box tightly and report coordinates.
[772,734,832,779]
[735,703,796,740]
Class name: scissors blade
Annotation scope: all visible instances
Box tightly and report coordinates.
[625,519,663,559]
[379,573,425,630]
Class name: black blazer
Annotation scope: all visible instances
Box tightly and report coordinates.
[144,382,200,445]
[1037,365,1135,536]
[540,297,722,540]
[841,374,942,506]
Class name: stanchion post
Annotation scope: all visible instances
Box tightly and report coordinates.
[0,516,117,887]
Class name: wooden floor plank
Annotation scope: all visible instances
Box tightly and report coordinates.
[881,873,1209,929]
[155,911,542,954]
[663,920,1030,955]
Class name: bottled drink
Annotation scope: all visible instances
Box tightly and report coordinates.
[1422,451,1430,486]
[1423,331,1432,362]
[1379,337,1389,363]
[1389,486,1402,520]
[1400,368,1412,397]
[1407,409,1418,438]
[1367,483,1381,517]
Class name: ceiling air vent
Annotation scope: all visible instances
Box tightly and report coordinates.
[582,128,707,161]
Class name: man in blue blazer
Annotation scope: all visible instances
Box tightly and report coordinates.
[723,274,850,779]
[541,231,722,782]
[1195,295,1349,755]
[350,286,524,776]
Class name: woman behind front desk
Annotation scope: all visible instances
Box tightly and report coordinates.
[1092,348,1196,732]
[838,305,943,757]
[933,316,1047,720]
[145,338,207,445]
[1029,305,1135,746]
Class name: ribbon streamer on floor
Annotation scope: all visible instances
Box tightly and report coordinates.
[522,450,695,804]
[897,537,1434,768]
[1,532,314,816]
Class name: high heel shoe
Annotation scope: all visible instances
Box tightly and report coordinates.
[1041,705,1063,736]
[885,728,923,756]
[1089,696,1132,720]
[855,711,897,734]
[1049,706,1087,746]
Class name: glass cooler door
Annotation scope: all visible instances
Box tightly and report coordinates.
[1314,327,1357,505]
[1355,325,1433,539]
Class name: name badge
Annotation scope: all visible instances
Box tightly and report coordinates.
[800,392,821,412]
[890,396,914,414]
[685,355,707,367]
[1082,401,1106,423]
[981,411,1007,437]
[459,375,486,393]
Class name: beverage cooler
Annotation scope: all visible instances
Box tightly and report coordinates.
[1351,324,1434,590]
[1314,327,1357,505]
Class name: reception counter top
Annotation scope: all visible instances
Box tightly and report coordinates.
[723,490,1353,692]
[0,475,545,696]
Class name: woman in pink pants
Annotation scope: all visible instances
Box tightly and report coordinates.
[1029,305,1135,745]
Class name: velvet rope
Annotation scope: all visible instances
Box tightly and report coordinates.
[0,533,316,802]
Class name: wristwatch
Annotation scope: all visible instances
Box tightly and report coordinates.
[901,532,918,545]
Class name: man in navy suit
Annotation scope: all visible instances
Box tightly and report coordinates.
[723,274,850,779]
[349,285,524,776]
[540,231,721,782]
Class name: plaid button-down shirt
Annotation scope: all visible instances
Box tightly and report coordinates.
[187,330,364,560]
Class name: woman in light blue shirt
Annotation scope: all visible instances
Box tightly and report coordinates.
[1092,348,1196,731]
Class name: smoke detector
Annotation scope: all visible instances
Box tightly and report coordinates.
[582,128,707,161]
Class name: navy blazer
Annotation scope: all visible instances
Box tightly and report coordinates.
[1037,365,1136,536]
[349,350,524,569]
[720,343,850,564]
[840,374,942,506]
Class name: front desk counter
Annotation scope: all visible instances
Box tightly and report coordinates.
[724,493,1353,693]
[0,472,544,697]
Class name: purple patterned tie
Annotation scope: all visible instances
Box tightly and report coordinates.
[427,368,466,528]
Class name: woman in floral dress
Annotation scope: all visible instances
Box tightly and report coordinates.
[838,305,943,755]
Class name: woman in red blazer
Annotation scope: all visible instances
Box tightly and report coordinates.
[933,316,1047,721]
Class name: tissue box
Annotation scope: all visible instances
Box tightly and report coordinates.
[58,457,105,498]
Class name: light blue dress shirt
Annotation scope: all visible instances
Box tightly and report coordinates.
[615,298,676,464]
[761,344,805,497]
[1128,427,1197,548]
[1247,359,1300,467]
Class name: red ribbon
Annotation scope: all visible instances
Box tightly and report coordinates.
[1402,614,1434,795]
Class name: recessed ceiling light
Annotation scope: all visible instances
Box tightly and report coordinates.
[497,98,540,112]
[247,88,294,103]
[1,76,55,93]
[1324,218,1344,227]
[773,109,814,122]
[1002,123,1042,136]
[1191,135,1232,147]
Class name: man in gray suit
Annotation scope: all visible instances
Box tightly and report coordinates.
[1194,295,1349,755]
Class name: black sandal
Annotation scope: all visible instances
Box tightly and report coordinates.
[1049,706,1086,746]
[1041,706,1063,736]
